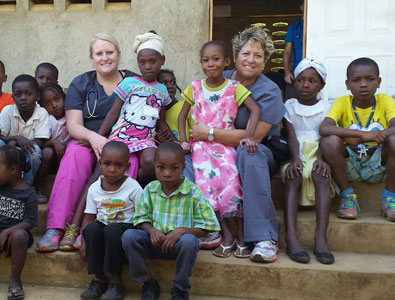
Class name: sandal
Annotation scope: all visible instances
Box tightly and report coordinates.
[8,286,24,300]
[233,241,250,258]
[212,241,236,258]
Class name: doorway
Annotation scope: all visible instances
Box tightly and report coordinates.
[212,0,304,78]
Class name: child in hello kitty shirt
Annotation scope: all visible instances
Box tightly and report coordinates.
[98,31,172,187]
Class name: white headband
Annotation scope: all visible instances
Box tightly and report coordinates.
[294,58,327,82]
[133,32,164,56]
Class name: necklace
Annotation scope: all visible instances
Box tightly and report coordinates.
[352,97,376,158]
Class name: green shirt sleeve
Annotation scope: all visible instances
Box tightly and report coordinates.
[192,186,221,231]
[234,83,252,107]
[133,185,153,226]
[181,84,194,106]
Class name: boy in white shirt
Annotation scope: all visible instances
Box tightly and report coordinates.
[80,141,143,300]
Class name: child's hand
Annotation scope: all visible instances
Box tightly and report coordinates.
[0,229,10,250]
[150,228,165,247]
[15,136,36,154]
[75,140,92,149]
[285,159,303,179]
[162,228,185,253]
[154,128,175,144]
[79,237,87,261]
[181,141,192,153]
[239,138,258,155]
[362,131,386,144]
[312,159,331,178]
[53,140,66,160]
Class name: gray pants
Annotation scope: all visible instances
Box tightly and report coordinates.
[184,143,279,242]
[121,229,199,292]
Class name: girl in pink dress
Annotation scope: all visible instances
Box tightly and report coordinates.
[178,41,261,258]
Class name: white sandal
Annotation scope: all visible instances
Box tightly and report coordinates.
[233,241,250,258]
[212,240,236,258]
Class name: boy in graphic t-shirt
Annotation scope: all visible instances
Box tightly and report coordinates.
[80,141,143,300]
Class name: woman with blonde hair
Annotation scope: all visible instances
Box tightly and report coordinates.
[37,33,139,252]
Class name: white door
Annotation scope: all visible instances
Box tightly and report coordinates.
[306,0,395,100]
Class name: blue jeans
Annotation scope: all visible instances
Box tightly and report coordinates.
[0,140,42,185]
[121,229,199,292]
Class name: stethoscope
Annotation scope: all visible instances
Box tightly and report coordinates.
[86,88,99,118]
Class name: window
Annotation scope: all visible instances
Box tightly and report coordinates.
[30,0,54,11]
[0,0,16,12]
[106,0,131,11]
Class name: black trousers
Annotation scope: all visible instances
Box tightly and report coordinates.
[83,221,134,275]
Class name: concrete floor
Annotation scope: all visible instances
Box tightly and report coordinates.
[0,283,255,300]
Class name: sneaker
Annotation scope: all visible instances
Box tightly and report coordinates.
[36,229,63,252]
[59,223,79,251]
[101,283,125,300]
[170,287,189,300]
[338,193,360,220]
[141,279,160,300]
[250,240,279,263]
[80,279,108,300]
[73,234,82,250]
[383,197,395,222]
[199,232,222,249]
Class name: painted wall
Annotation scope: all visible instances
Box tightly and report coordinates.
[0,0,210,93]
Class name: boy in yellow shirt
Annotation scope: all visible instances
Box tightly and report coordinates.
[319,57,395,221]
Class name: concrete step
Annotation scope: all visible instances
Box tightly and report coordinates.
[276,210,395,254]
[0,283,247,300]
[1,249,394,300]
[32,207,395,254]
[43,174,385,213]
[271,175,385,213]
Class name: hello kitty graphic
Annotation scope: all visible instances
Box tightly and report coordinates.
[117,94,161,141]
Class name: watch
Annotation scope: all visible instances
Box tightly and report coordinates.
[208,127,215,141]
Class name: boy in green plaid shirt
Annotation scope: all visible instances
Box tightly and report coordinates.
[121,142,220,300]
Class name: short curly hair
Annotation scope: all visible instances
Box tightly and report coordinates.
[231,26,275,63]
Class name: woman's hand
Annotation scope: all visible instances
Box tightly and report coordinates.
[285,159,303,180]
[75,140,92,149]
[189,121,210,141]
[312,159,331,178]
[88,133,109,159]
[240,137,258,155]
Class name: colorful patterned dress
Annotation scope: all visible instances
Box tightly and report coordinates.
[188,79,248,218]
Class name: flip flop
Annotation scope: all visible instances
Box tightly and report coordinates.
[212,241,236,258]
[233,241,251,258]
[8,286,24,300]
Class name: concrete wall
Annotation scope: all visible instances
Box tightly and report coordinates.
[0,0,210,93]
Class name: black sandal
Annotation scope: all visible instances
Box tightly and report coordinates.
[8,286,24,300]
[313,249,335,264]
